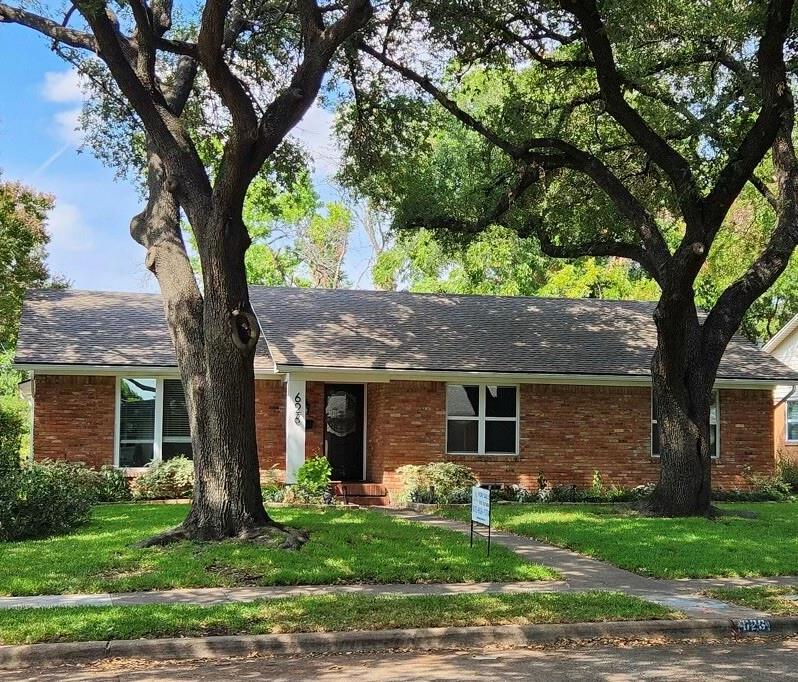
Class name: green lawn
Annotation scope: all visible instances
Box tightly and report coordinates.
[705,587,798,615]
[437,503,798,579]
[0,592,679,645]
[0,504,556,596]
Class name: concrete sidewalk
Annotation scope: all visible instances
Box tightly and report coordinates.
[383,510,781,618]
[0,580,569,610]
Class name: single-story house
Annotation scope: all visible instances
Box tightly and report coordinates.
[763,315,798,461]
[14,287,798,503]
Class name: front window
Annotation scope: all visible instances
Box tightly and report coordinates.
[117,378,193,467]
[119,378,156,467]
[651,390,719,459]
[786,400,798,442]
[446,384,518,455]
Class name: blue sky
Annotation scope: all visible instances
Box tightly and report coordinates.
[0,24,374,293]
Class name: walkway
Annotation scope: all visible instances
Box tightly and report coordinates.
[385,510,794,618]
[2,509,795,617]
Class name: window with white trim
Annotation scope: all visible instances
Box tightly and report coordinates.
[651,390,719,459]
[446,384,518,455]
[786,399,798,442]
[117,378,193,467]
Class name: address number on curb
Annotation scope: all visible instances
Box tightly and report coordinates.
[734,618,772,633]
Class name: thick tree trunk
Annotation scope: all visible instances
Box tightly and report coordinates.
[646,293,714,517]
[133,149,305,548]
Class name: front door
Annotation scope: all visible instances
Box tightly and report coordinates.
[324,384,364,481]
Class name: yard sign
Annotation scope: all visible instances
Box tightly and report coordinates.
[470,485,492,556]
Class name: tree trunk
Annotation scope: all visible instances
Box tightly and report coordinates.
[133,149,305,548]
[646,293,714,517]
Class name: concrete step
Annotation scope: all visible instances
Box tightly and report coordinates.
[333,482,388,497]
[345,495,391,507]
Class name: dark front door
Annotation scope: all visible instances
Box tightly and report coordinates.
[324,384,364,481]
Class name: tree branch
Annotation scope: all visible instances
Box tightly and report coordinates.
[0,2,97,51]
[560,0,702,223]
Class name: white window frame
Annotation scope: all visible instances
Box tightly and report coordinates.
[785,398,798,444]
[114,376,191,470]
[445,384,519,456]
[651,388,720,460]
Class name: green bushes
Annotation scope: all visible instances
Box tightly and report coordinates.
[396,462,477,504]
[134,456,193,500]
[284,454,332,503]
[0,405,23,474]
[0,461,95,541]
[777,456,798,494]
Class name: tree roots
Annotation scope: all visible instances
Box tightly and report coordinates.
[135,522,309,549]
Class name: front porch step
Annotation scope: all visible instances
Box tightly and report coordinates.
[345,495,391,507]
[331,482,389,506]
[332,482,387,497]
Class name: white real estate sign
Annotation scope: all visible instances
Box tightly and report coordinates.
[471,486,491,526]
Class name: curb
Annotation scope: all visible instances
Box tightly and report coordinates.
[2,617,798,669]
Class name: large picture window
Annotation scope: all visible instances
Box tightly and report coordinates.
[651,390,719,459]
[117,378,193,467]
[786,399,798,442]
[446,384,518,455]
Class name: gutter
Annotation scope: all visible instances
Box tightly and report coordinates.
[775,385,797,408]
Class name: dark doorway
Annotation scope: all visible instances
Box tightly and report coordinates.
[324,384,365,481]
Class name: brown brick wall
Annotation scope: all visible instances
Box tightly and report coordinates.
[33,374,116,468]
[254,379,285,479]
[32,374,776,493]
[365,381,776,495]
[305,381,325,460]
[773,400,798,462]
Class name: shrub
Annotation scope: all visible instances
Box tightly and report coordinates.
[777,456,798,494]
[0,460,95,541]
[285,453,332,503]
[96,465,133,502]
[134,457,194,500]
[0,405,24,474]
[396,462,477,504]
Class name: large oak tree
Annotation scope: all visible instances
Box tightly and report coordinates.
[0,0,373,542]
[344,0,798,515]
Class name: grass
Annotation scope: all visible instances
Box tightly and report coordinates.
[705,586,798,616]
[0,592,679,645]
[0,504,556,596]
[436,502,798,579]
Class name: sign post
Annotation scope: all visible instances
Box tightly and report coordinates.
[470,485,492,556]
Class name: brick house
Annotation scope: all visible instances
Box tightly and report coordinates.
[14,287,798,503]
[763,315,798,462]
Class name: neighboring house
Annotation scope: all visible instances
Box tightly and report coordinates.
[763,315,798,462]
[14,287,798,502]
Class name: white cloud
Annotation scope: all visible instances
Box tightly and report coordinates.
[47,202,95,253]
[52,107,84,146]
[41,69,84,104]
[292,104,340,177]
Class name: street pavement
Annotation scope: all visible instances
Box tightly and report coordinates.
[4,637,797,681]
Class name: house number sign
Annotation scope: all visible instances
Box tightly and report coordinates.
[294,393,303,426]
[733,618,771,633]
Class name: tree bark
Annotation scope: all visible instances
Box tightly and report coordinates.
[646,293,714,516]
[133,148,304,547]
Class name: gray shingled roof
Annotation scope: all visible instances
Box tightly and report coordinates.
[14,287,798,382]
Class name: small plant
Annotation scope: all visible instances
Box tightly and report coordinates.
[396,462,477,504]
[286,452,332,503]
[261,465,285,503]
[134,456,194,500]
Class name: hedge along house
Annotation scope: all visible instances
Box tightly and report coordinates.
[14,287,798,504]
[763,314,798,461]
